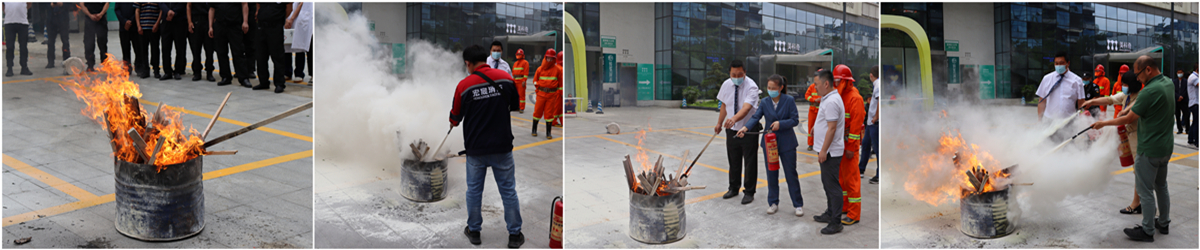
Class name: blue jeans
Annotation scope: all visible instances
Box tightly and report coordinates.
[465,152,522,235]
[859,124,879,177]
[765,149,803,208]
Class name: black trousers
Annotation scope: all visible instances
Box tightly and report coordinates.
[726,125,760,195]
[136,30,160,72]
[118,26,140,72]
[5,23,29,70]
[243,23,257,76]
[1177,101,1189,133]
[255,21,287,87]
[213,21,247,80]
[160,20,188,75]
[188,20,215,75]
[820,153,843,221]
[83,19,108,69]
[46,20,69,63]
[294,39,311,77]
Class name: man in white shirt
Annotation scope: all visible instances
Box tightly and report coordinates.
[1036,51,1086,123]
[715,60,760,204]
[4,2,33,76]
[1188,66,1198,146]
[811,69,845,234]
[488,41,512,77]
[862,66,881,184]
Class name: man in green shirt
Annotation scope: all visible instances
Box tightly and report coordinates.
[1091,55,1175,242]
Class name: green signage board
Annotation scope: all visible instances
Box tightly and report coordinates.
[945,40,959,52]
[392,43,405,75]
[602,54,616,82]
[637,64,654,101]
[979,65,995,100]
[657,68,672,100]
[947,57,960,84]
[601,35,617,48]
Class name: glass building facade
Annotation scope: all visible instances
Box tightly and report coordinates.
[883,3,1198,99]
[568,3,878,101]
[405,2,563,52]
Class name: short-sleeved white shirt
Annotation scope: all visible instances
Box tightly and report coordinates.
[868,79,880,126]
[1035,71,1085,120]
[1188,72,1198,106]
[813,89,845,157]
[486,56,512,77]
[4,3,29,25]
[716,77,761,130]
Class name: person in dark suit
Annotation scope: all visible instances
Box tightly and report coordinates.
[738,74,804,216]
[44,2,74,70]
[159,2,188,80]
[187,2,216,81]
[115,2,139,74]
[251,2,291,93]
[208,3,250,86]
[77,2,109,71]
[1175,69,1190,134]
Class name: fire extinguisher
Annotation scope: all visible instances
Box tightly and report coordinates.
[765,131,780,171]
[1117,125,1134,167]
[549,196,563,248]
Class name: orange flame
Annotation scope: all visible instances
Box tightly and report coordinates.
[60,54,205,171]
[903,130,1007,206]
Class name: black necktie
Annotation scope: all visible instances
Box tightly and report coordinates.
[733,82,739,126]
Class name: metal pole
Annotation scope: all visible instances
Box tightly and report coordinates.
[842,2,847,66]
[1170,3,1175,75]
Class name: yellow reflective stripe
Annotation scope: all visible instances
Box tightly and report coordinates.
[539,76,558,80]
[520,100,526,103]
[848,197,862,203]
[845,113,850,118]
[513,67,524,70]
[848,134,861,140]
[842,191,848,195]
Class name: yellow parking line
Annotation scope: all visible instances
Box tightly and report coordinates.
[513,137,562,151]
[593,136,767,186]
[686,170,822,204]
[3,149,312,227]
[46,77,312,142]
[1111,151,1199,175]
[2,75,69,84]
[2,155,100,201]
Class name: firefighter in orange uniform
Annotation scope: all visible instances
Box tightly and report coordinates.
[804,82,820,151]
[1093,64,1110,113]
[833,65,864,225]
[1113,64,1128,118]
[531,49,561,139]
[512,49,530,113]
[552,51,564,127]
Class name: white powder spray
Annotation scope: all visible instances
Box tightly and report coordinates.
[314,4,466,168]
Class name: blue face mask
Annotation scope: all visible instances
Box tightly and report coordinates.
[1055,65,1067,75]
[492,52,502,59]
[732,77,744,86]
[1122,86,1128,93]
[768,90,780,98]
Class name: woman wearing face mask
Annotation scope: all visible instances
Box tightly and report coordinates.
[738,74,804,216]
[1082,72,1143,214]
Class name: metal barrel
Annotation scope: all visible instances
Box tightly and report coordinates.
[960,188,1014,239]
[628,191,686,244]
[400,159,448,202]
[114,157,204,241]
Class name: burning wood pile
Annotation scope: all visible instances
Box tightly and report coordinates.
[959,153,1019,196]
[60,56,312,170]
[621,128,705,196]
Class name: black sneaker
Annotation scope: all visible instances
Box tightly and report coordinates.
[192,73,202,81]
[820,222,843,235]
[722,190,738,199]
[1124,226,1154,242]
[740,194,754,204]
[464,226,481,245]
[5,69,12,76]
[1156,219,1169,235]
[507,232,525,248]
[869,176,879,184]
[45,63,55,69]
[841,217,859,225]
[19,68,32,75]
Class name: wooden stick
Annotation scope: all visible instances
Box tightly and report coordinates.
[126,129,151,163]
[102,113,118,153]
[201,92,232,140]
[682,132,720,177]
[623,155,636,191]
[147,135,165,165]
[151,102,167,129]
[425,128,453,161]
[204,102,313,148]
[205,150,238,155]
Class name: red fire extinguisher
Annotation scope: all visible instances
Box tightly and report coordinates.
[1117,125,1134,167]
[765,131,780,171]
[549,196,563,248]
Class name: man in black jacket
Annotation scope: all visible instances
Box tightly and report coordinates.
[187,2,215,81]
[78,2,109,71]
[209,3,250,86]
[1176,69,1191,134]
[252,3,291,93]
[114,3,138,74]
[159,2,187,80]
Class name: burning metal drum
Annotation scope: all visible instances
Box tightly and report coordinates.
[628,190,686,244]
[959,187,1014,238]
[114,157,204,241]
[400,159,448,202]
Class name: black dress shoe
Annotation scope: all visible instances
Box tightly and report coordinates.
[1124,226,1154,242]
[19,68,32,75]
[740,194,754,204]
[507,232,525,248]
[207,72,216,82]
[192,74,202,81]
[814,213,833,223]
[820,222,843,235]
[217,79,232,86]
[239,79,254,88]
[160,73,175,80]
[5,69,13,76]
[153,70,161,79]
[722,190,738,199]
[464,226,481,245]
[1156,219,1169,235]
[252,83,270,90]
[45,64,55,69]
[173,74,182,80]
[274,86,285,93]
[138,71,150,79]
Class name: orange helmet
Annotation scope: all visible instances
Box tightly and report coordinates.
[516,49,525,59]
[833,64,854,82]
[545,49,557,59]
[556,52,564,66]
[1119,64,1129,74]
[1095,65,1104,76]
